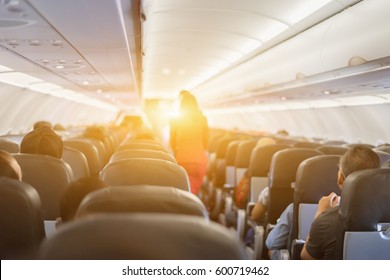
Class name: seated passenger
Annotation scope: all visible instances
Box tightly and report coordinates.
[300,145,380,260]
[59,176,107,223]
[33,120,52,130]
[250,187,268,222]
[20,126,63,159]
[265,145,381,259]
[0,150,22,181]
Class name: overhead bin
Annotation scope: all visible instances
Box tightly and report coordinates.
[195,0,390,105]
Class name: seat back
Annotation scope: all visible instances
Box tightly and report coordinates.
[211,137,237,187]
[0,177,45,259]
[248,144,290,202]
[292,142,322,149]
[374,150,390,166]
[0,138,19,153]
[316,145,348,155]
[62,146,90,180]
[224,140,240,187]
[267,148,322,224]
[292,155,341,243]
[13,153,73,220]
[109,149,176,164]
[235,140,257,185]
[117,142,167,153]
[76,185,208,219]
[39,213,249,259]
[100,158,190,191]
[64,139,101,177]
[336,168,390,259]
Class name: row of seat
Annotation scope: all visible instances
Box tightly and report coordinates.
[1,127,251,259]
[204,129,390,260]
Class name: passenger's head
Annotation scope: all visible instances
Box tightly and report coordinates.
[338,145,380,187]
[0,150,22,181]
[83,126,107,142]
[20,126,63,159]
[53,123,65,131]
[33,120,52,130]
[276,129,289,137]
[179,92,200,114]
[60,176,107,222]
[256,137,276,147]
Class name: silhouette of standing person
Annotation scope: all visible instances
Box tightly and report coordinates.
[170,91,208,195]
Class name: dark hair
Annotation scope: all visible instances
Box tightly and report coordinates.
[339,145,380,178]
[179,93,200,115]
[20,126,63,159]
[33,120,52,130]
[60,176,107,222]
[0,150,22,181]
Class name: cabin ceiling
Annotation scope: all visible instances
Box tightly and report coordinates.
[3,0,390,112]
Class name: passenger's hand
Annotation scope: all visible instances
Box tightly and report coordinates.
[315,192,340,219]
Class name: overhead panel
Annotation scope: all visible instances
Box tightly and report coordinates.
[0,0,142,109]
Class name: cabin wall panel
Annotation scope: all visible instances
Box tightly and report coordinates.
[206,103,390,145]
[0,83,117,135]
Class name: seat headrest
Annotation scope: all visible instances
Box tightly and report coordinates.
[76,185,208,219]
[100,158,190,191]
[374,151,390,166]
[295,155,341,203]
[269,148,323,188]
[39,214,249,260]
[215,137,236,159]
[316,145,348,155]
[0,177,45,259]
[110,149,176,164]
[249,144,290,177]
[235,140,257,168]
[0,138,20,153]
[117,142,167,153]
[339,168,390,231]
[225,140,240,165]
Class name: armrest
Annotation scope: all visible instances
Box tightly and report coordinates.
[253,224,265,260]
[246,202,256,214]
[279,249,290,260]
[223,183,234,191]
[236,209,246,239]
[290,239,305,260]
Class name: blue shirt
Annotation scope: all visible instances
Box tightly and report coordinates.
[265,203,293,250]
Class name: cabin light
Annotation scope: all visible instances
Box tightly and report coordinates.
[323,90,331,95]
[0,64,117,112]
[28,82,61,93]
[0,72,42,87]
[96,89,103,94]
[55,65,65,69]
[50,40,63,47]
[27,40,41,46]
[82,80,90,85]
[0,65,13,73]
[280,96,287,101]
[335,95,386,106]
[7,40,20,47]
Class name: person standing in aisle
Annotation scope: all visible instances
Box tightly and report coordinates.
[170,91,208,195]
